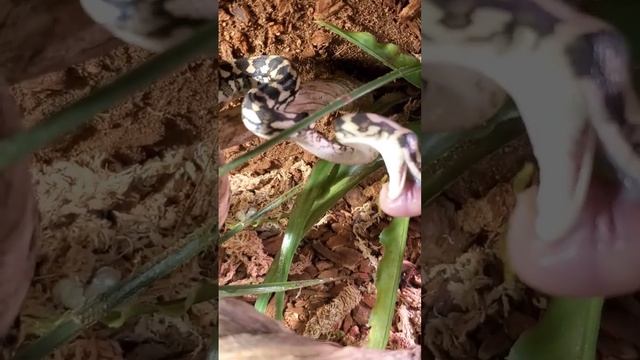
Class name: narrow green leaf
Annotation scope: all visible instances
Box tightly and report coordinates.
[219,277,346,298]
[421,101,520,166]
[254,161,338,317]
[508,298,603,360]
[367,217,409,349]
[422,104,526,206]
[220,183,303,244]
[101,281,217,328]
[254,160,383,315]
[316,20,420,88]
[14,225,217,359]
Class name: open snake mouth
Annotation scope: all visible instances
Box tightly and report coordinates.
[379,179,421,218]
[507,170,640,297]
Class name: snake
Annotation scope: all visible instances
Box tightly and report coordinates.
[424,0,640,244]
[78,0,640,230]
[80,0,422,204]
[217,56,421,200]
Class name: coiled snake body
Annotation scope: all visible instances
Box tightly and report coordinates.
[81,0,422,202]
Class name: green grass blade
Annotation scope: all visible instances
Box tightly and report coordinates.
[13,225,217,359]
[367,217,410,349]
[316,20,420,88]
[89,278,346,329]
[220,183,304,244]
[207,343,217,360]
[219,65,420,175]
[102,281,217,328]
[422,103,526,206]
[0,22,216,171]
[253,161,337,317]
[220,277,346,298]
[254,160,383,315]
[421,101,519,165]
[507,298,603,360]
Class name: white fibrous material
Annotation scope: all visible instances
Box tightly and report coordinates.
[52,278,86,309]
[85,266,122,299]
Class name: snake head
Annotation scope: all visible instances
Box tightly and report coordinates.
[375,129,421,218]
[337,113,421,200]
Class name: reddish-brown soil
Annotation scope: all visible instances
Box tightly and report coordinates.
[218,0,421,352]
[3,44,217,359]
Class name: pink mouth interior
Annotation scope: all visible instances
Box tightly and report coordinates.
[507,176,640,297]
[379,180,421,218]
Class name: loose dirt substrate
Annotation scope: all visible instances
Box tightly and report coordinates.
[219,0,421,351]
[2,45,218,359]
[423,137,543,360]
[423,137,640,359]
[422,0,640,357]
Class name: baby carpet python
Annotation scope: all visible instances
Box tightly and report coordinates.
[425,0,640,243]
[78,0,640,226]
[81,0,422,203]
[218,56,421,200]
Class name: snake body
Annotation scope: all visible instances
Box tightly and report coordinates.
[79,0,640,226]
[218,56,421,199]
[81,1,421,202]
[425,0,640,242]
